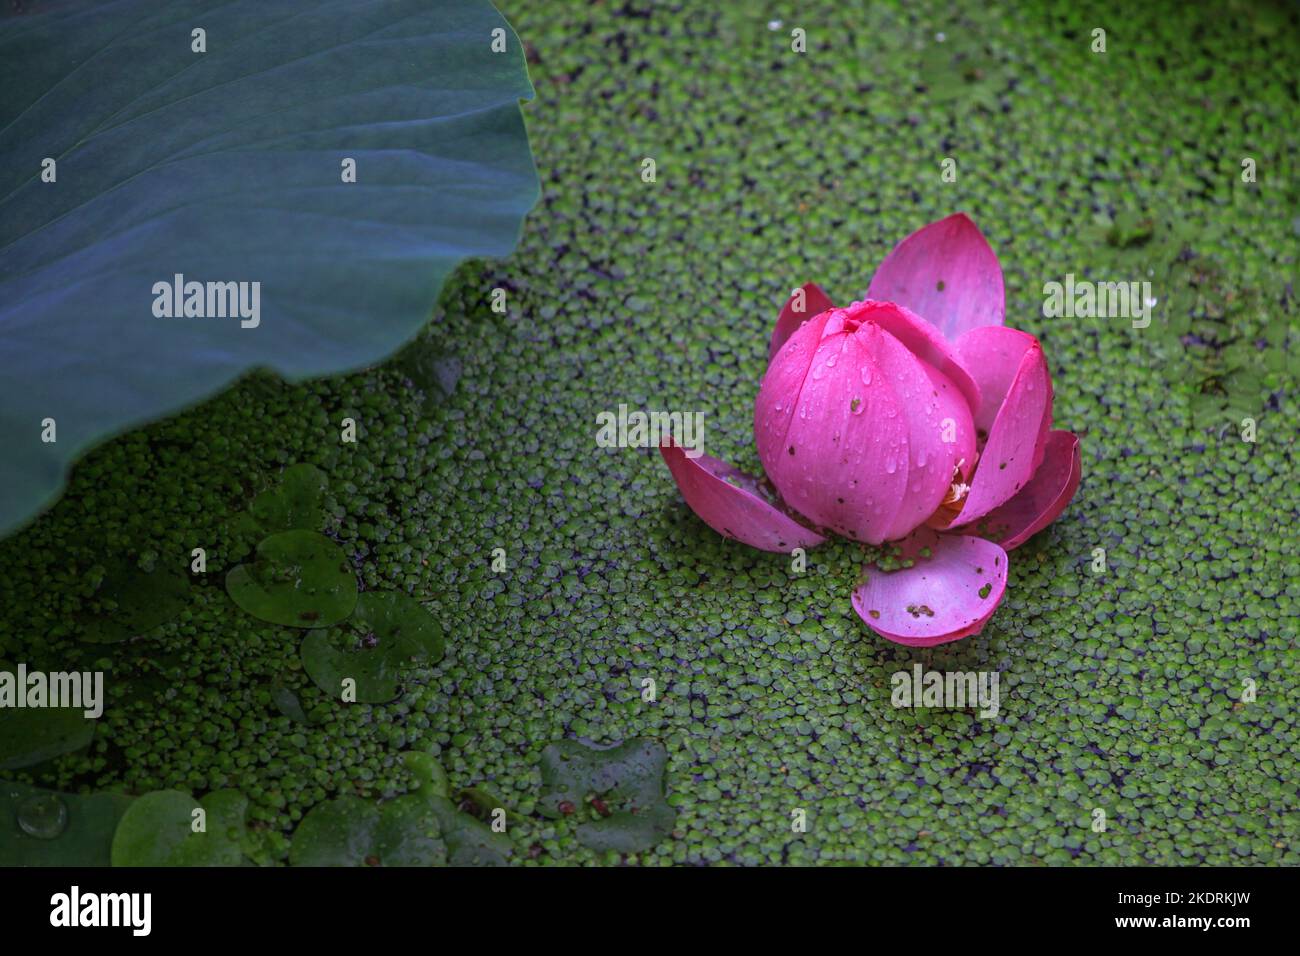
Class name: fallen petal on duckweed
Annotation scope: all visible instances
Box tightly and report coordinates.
[852,529,1008,646]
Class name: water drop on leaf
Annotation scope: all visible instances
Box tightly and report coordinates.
[17,793,69,840]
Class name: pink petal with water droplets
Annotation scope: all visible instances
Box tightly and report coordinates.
[660,443,825,553]
[851,528,1008,647]
[843,300,981,413]
[968,431,1081,550]
[755,322,909,545]
[866,213,1005,341]
[949,330,1053,526]
[757,303,834,411]
[866,325,977,541]
[768,282,834,362]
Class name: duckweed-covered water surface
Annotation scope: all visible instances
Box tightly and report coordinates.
[1,0,1297,866]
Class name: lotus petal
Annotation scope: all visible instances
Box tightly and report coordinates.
[768,282,834,362]
[756,322,910,544]
[841,300,981,412]
[660,443,825,553]
[949,329,1053,525]
[866,213,1004,341]
[866,326,977,541]
[955,325,1047,433]
[968,431,1081,549]
[851,529,1008,646]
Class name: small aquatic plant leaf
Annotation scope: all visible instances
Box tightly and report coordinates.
[289,795,445,867]
[300,591,444,702]
[538,738,675,853]
[226,530,357,628]
[428,796,511,866]
[0,706,95,770]
[110,790,247,867]
[249,463,329,534]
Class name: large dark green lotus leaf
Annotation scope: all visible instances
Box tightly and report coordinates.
[110,789,248,866]
[0,783,134,866]
[249,463,329,534]
[300,591,444,702]
[80,560,189,644]
[0,0,538,537]
[289,795,445,867]
[538,739,676,853]
[0,706,95,771]
[226,530,358,628]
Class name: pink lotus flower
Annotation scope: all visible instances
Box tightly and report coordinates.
[660,214,1082,646]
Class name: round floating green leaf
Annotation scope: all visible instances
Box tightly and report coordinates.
[249,463,329,533]
[289,795,445,867]
[300,591,444,702]
[79,561,189,644]
[539,739,676,854]
[0,0,539,537]
[226,530,357,628]
[0,783,134,866]
[0,706,95,771]
[110,789,247,867]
